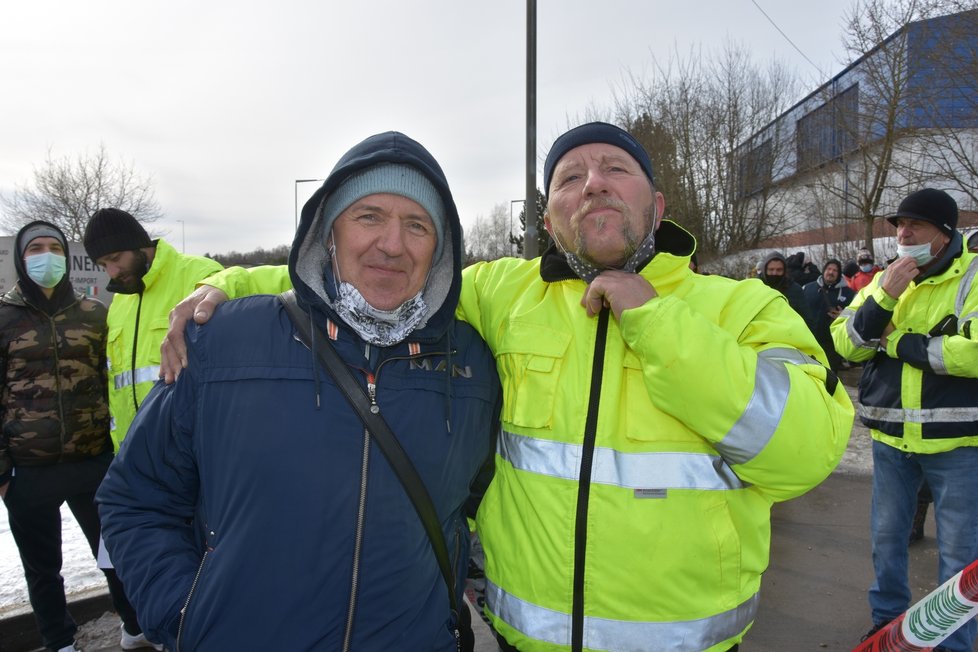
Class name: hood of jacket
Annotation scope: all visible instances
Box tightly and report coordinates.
[13,220,75,312]
[759,251,790,290]
[289,131,461,343]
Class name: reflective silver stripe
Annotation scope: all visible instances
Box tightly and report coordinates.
[715,349,799,465]
[845,312,880,350]
[499,430,745,491]
[858,404,978,424]
[927,336,947,375]
[956,257,978,317]
[486,579,757,651]
[755,347,818,367]
[113,365,161,390]
[961,311,978,324]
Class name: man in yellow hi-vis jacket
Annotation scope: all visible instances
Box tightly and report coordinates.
[83,208,223,449]
[160,123,854,652]
[832,188,978,652]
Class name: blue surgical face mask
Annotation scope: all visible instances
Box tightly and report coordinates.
[897,234,939,267]
[25,252,67,288]
[859,263,873,273]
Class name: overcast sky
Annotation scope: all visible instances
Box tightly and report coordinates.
[0,0,857,256]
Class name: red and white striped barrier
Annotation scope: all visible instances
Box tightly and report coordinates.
[853,557,978,651]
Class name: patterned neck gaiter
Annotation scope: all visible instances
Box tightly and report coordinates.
[333,282,428,347]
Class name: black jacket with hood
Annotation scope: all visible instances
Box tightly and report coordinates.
[760,251,814,329]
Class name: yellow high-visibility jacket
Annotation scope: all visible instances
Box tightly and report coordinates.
[459,222,853,652]
[106,238,222,449]
[831,238,978,454]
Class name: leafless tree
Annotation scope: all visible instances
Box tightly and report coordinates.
[910,3,978,206]
[810,0,978,255]
[613,41,800,260]
[206,244,290,267]
[0,143,163,241]
[465,203,513,263]
[509,189,551,257]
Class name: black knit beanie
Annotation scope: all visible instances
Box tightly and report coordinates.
[886,188,958,236]
[543,122,656,197]
[83,208,152,261]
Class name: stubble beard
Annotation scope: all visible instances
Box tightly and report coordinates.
[571,198,655,269]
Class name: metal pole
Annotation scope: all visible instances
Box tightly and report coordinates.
[524,0,538,259]
[510,199,524,257]
[295,179,324,232]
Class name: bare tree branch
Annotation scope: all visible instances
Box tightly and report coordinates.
[0,143,163,241]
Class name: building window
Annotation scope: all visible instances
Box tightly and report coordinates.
[736,139,773,198]
[796,83,859,170]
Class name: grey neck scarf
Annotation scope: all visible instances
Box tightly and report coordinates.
[560,228,658,283]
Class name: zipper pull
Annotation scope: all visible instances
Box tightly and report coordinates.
[366,373,379,414]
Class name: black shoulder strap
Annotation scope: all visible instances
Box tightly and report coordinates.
[278,291,460,618]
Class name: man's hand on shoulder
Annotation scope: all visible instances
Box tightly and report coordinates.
[160,285,230,384]
[581,271,657,320]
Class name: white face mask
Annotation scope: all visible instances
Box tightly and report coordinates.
[896,234,939,267]
[25,252,66,288]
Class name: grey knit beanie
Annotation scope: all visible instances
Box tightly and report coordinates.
[319,163,446,260]
[18,223,66,259]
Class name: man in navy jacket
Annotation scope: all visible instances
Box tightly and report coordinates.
[97,132,501,650]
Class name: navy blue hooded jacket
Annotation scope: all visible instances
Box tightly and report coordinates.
[97,132,501,650]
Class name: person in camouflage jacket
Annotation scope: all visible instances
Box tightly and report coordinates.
[0,221,153,652]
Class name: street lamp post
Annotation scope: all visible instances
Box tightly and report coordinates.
[176,219,185,253]
[524,0,538,259]
[510,199,525,257]
[295,179,325,231]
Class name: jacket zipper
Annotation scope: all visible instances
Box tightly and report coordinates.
[571,309,610,652]
[453,525,463,651]
[336,349,448,649]
[48,312,66,461]
[28,296,78,462]
[341,373,376,652]
[177,549,210,652]
[129,293,144,411]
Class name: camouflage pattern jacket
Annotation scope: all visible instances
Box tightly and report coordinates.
[0,285,112,483]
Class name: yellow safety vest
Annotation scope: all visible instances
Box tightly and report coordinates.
[832,245,978,454]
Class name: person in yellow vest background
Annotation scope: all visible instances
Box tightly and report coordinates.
[159,122,855,652]
[82,209,222,449]
[832,188,978,652]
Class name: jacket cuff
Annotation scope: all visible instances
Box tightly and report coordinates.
[873,286,899,311]
[893,331,931,369]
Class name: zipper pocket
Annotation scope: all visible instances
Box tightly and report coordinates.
[176,550,210,652]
